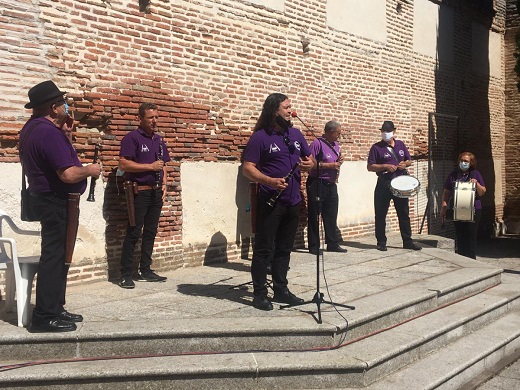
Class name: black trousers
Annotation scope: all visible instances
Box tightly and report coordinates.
[453,209,481,259]
[306,177,340,250]
[120,189,162,277]
[374,178,413,246]
[30,194,70,324]
[251,196,300,297]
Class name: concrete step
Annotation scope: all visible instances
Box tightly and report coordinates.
[0,258,502,362]
[0,273,518,389]
[364,309,520,390]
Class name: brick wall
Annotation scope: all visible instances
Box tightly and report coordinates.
[0,0,511,288]
[505,0,520,233]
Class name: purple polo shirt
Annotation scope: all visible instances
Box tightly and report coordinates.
[243,126,311,207]
[443,169,485,210]
[119,127,171,186]
[19,116,87,195]
[367,139,412,180]
[308,137,340,183]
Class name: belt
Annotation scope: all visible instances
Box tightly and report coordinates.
[136,185,162,191]
[31,191,69,200]
[308,177,335,186]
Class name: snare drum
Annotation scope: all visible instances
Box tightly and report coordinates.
[452,181,475,222]
[389,175,421,198]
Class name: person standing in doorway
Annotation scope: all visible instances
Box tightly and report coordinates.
[441,152,486,259]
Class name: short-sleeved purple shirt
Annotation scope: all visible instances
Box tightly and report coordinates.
[243,126,311,207]
[443,169,485,210]
[119,127,171,186]
[367,139,412,180]
[19,117,87,195]
[308,137,340,183]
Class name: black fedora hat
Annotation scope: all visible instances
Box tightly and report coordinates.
[380,121,396,132]
[25,80,66,109]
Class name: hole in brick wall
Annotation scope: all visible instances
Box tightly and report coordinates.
[301,38,310,54]
[139,0,151,13]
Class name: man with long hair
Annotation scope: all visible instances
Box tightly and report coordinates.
[242,93,315,310]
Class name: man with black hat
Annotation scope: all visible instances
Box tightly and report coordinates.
[19,80,101,332]
[367,121,421,252]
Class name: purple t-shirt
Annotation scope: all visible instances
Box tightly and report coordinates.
[367,139,412,179]
[119,127,171,186]
[443,169,485,210]
[19,117,87,195]
[308,137,340,183]
[243,126,311,207]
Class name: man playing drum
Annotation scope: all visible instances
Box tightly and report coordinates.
[367,121,421,252]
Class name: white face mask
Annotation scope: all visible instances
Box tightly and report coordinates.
[382,131,393,142]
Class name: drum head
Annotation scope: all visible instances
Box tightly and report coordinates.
[391,175,420,191]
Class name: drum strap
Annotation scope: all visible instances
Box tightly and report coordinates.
[386,146,409,175]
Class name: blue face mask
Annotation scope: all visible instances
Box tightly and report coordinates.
[459,161,470,171]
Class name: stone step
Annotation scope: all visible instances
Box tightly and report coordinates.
[0,262,502,362]
[364,309,520,389]
[0,274,518,389]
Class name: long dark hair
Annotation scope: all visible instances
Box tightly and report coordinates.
[253,93,288,134]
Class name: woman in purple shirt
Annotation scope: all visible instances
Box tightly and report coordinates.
[441,152,486,259]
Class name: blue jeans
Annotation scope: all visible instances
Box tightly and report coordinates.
[120,189,162,277]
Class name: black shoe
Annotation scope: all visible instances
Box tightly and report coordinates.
[403,242,422,250]
[376,244,387,251]
[133,273,145,282]
[327,245,348,253]
[28,319,77,333]
[273,289,304,305]
[140,271,167,282]
[308,248,323,255]
[252,295,273,311]
[59,310,83,323]
[119,277,135,289]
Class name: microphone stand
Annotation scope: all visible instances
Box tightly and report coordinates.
[284,114,355,324]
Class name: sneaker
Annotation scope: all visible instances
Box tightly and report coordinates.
[273,289,304,305]
[140,271,167,282]
[252,295,273,311]
[119,277,135,289]
[133,273,145,282]
[376,244,388,251]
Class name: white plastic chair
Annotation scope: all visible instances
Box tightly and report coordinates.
[0,209,40,327]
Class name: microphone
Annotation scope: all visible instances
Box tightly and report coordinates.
[291,111,319,139]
